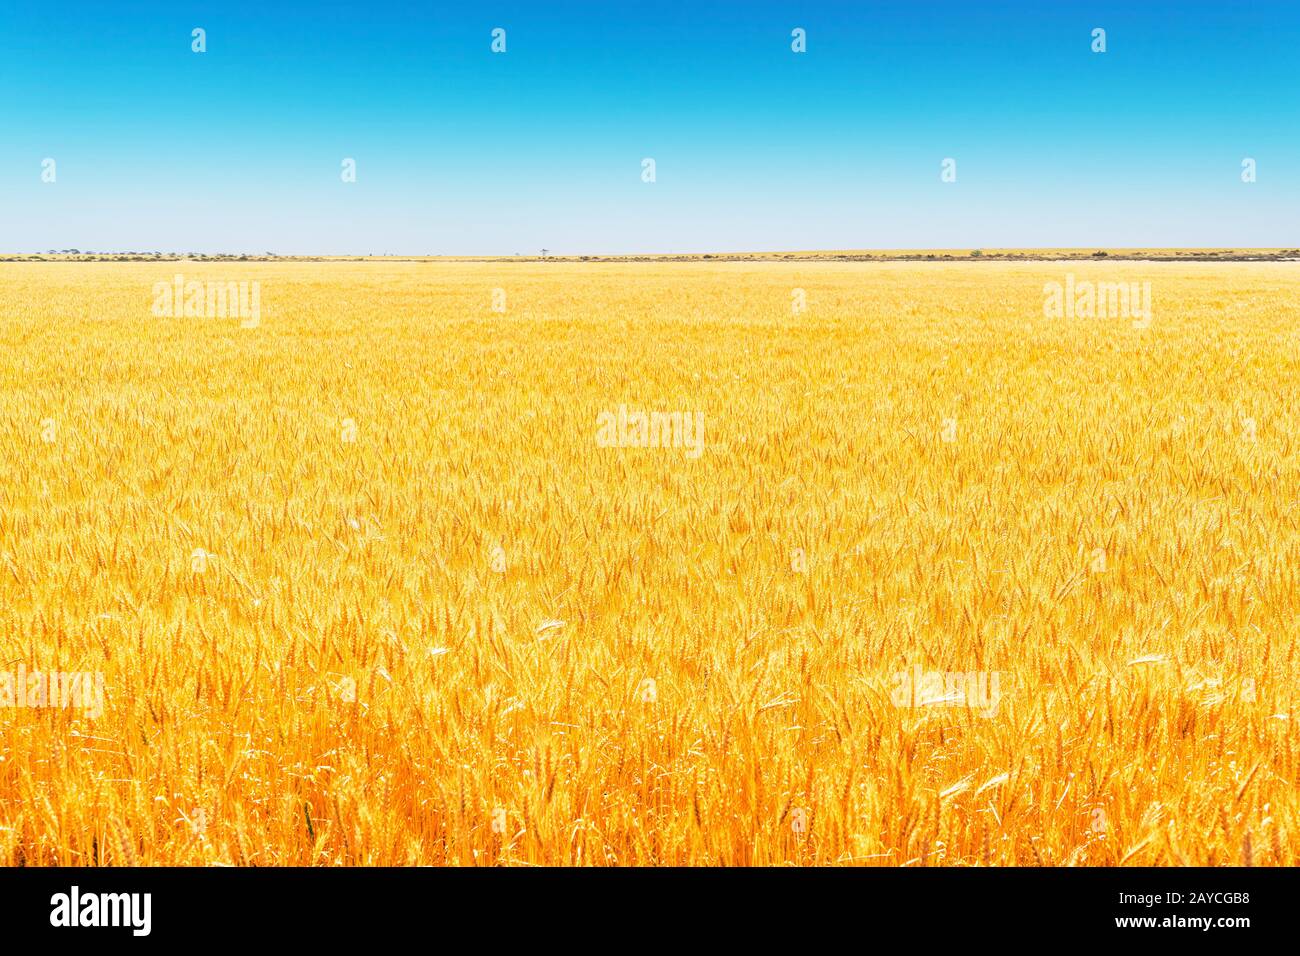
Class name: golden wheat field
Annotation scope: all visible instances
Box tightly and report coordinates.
[1,258,1298,866]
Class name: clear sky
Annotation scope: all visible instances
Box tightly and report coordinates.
[1,0,1297,254]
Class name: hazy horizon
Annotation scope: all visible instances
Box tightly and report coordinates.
[7,246,1297,258]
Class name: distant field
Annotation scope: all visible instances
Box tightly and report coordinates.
[4,248,1298,263]
[1,259,1298,864]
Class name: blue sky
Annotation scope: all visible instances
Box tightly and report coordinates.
[1,0,1297,254]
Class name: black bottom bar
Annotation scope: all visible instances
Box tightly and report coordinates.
[0,866,1284,942]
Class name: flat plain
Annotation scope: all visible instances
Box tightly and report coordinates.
[1,258,1297,865]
